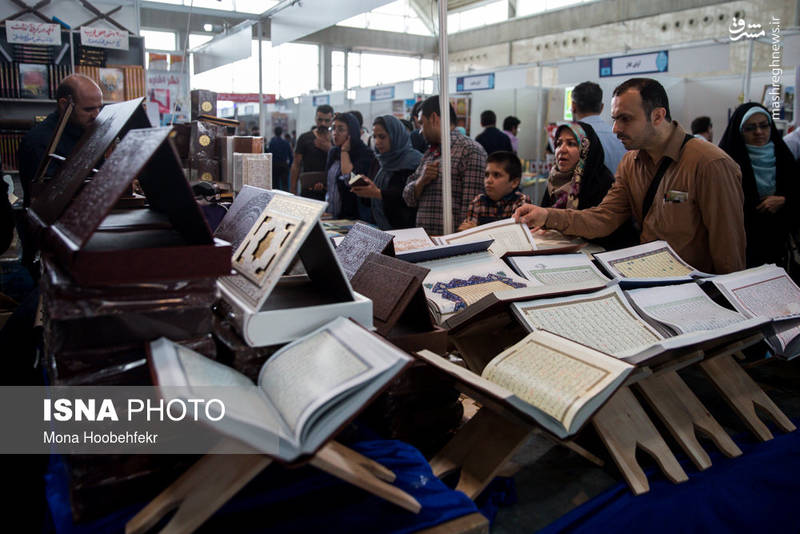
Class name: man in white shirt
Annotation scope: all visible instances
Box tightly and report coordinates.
[571,81,627,174]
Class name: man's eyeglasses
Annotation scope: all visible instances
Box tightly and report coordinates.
[742,121,770,133]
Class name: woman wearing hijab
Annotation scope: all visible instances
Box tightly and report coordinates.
[351,115,422,229]
[719,103,800,267]
[541,121,638,249]
[325,112,376,220]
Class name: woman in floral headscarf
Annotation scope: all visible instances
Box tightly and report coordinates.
[719,103,800,267]
[541,121,614,209]
[541,121,637,249]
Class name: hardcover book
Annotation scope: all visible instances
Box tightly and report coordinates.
[335,222,395,280]
[149,317,411,462]
[434,218,537,258]
[594,240,710,286]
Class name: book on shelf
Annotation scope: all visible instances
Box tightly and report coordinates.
[415,329,634,439]
[98,66,124,102]
[507,253,612,288]
[232,152,271,191]
[418,249,530,325]
[593,240,710,285]
[705,265,800,359]
[18,63,48,99]
[434,218,537,257]
[149,317,411,461]
[511,285,767,365]
[216,189,372,346]
[335,222,395,280]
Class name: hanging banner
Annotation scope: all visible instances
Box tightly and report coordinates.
[80,26,129,51]
[456,73,494,92]
[217,93,277,104]
[146,71,187,120]
[599,51,668,78]
[370,86,395,101]
[6,21,61,45]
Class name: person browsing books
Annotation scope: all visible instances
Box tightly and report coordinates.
[351,115,422,230]
[718,103,800,268]
[514,77,746,274]
[325,112,376,220]
[541,122,638,249]
[458,151,529,231]
[18,74,102,208]
[290,104,333,194]
[402,95,487,235]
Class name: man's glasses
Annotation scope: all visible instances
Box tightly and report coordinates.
[742,121,770,133]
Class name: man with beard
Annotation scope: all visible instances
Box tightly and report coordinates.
[514,78,745,274]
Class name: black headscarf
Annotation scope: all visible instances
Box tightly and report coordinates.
[719,103,800,266]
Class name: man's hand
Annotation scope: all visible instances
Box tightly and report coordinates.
[756,195,785,214]
[313,129,332,152]
[457,220,477,231]
[421,161,439,186]
[351,177,381,199]
[513,203,548,229]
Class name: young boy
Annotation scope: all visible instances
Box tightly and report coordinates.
[458,151,530,230]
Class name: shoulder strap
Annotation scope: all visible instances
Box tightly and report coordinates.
[641,134,693,218]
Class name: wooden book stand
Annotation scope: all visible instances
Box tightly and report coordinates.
[126,440,420,534]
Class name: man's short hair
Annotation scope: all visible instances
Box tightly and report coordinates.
[316,104,333,115]
[421,95,458,124]
[480,110,496,127]
[612,78,672,122]
[348,110,364,127]
[487,151,522,182]
[502,116,521,131]
[691,116,712,134]
[411,100,423,120]
[571,82,603,115]
[274,126,283,137]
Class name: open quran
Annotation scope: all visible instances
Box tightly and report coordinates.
[511,285,767,365]
[149,318,411,462]
[706,265,800,359]
[594,240,709,286]
[415,330,633,439]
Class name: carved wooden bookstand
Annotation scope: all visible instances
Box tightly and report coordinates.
[126,441,420,534]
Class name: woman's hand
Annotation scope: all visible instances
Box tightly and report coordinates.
[756,195,785,213]
[351,177,381,199]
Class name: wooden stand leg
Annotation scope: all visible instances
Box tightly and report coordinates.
[429,408,531,499]
[592,387,688,495]
[700,353,796,441]
[636,370,742,471]
[126,453,271,534]
[310,442,421,513]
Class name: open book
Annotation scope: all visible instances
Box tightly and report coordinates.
[511,285,767,365]
[594,240,710,285]
[419,250,529,325]
[434,218,537,257]
[149,318,411,462]
[706,265,800,358]
[386,228,436,253]
[507,253,611,288]
[415,330,633,439]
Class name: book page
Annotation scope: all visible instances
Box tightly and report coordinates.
[421,252,528,316]
[482,336,613,429]
[773,319,800,353]
[509,254,610,287]
[514,287,662,358]
[259,329,371,438]
[595,241,695,279]
[626,284,748,334]
[531,229,585,251]
[386,227,436,252]
[724,271,800,320]
[436,218,536,256]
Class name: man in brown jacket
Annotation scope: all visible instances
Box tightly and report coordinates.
[515,78,745,274]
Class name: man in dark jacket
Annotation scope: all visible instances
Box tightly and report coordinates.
[475,110,512,156]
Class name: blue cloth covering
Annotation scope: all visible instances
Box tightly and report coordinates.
[538,418,800,533]
[46,440,482,534]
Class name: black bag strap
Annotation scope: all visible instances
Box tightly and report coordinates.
[641,134,694,218]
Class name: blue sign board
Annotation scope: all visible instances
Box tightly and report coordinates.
[599,51,669,78]
[456,73,495,92]
[370,86,395,101]
[312,94,330,106]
